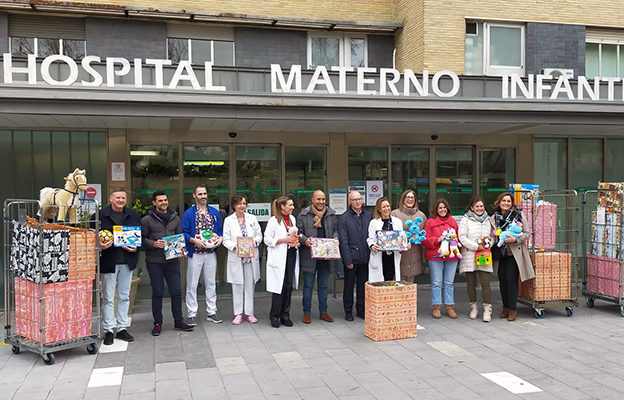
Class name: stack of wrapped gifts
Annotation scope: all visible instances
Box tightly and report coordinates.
[520,251,572,301]
[587,182,624,298]
[521,200,557,250]
[364,282,417,342]
[10,220,97,344]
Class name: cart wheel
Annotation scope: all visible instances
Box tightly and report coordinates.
[586,297,595,308]
[620,305,624,318]
[42,353,55,365]
[11,346,20,355]
[566,307,573,317]
[87,343,98,354]
[535,309,545,319]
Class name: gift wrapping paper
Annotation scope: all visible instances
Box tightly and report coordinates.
[365,282,417,342]
[586,253,623,298]
[521,200,557,250]
[520,251,573,301]
[598,182,624,213]
[14,277,93,344]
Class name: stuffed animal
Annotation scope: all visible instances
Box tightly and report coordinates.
[39,168,88,223]
[437,229,451,257]
[197,229,217,249]
[495,222,523,247]
[477,236,493,249]
[287,226,300,248]
[405,217,426,245]
[448,228,462,259]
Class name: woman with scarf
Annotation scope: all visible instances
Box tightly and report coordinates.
[423,199,459,319]
[391,190,427,282]
[458,196,493,322]
[489,192,535,322]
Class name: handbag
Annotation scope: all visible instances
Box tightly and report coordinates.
[490,245,506,261]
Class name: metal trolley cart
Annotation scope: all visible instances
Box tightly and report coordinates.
[581,187,624,316]
[515,189,579,318]
[3,199,101,365]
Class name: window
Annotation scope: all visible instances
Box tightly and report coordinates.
[465,21,525,76]
[308,34,367,68]
[10,37,86,59]
[167,38,234,66]
[585,42,624,78]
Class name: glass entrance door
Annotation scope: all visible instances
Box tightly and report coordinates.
[435,147,474,214]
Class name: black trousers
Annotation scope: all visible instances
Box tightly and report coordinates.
[343,263,368,314]
[498,255,520,311]
[382,252,395,281]
[146,261,183,325]
[270,248,297,321]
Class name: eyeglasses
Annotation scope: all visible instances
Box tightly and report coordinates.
[350,198,363,202]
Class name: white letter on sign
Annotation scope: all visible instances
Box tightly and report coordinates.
[41,55,78,86]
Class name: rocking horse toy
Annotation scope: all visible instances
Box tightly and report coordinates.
[39,168,88,224]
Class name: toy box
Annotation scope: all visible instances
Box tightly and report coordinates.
[163,234,188,260]
[509,183,540,204]
[310,237,340,259]
[365,281,417,342]
[113,225,142,247]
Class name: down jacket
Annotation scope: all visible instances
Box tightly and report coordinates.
[458,213,493,274]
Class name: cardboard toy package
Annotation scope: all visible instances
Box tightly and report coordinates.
[365,281,417,342]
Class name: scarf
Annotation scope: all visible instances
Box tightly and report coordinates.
[494,208,522,230]
[311,205,326,228]
[400,204,418,216]
[466,209,488,223]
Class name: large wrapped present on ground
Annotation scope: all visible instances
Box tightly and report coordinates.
[521,200,557,250]
[520,251,572,301]
[365,281,417,342]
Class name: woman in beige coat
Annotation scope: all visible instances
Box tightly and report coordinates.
[489,192,535,322]
[391,190,427,282]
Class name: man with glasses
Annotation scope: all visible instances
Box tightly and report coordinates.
[338,190,372,321]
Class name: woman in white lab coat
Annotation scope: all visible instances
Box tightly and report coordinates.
[222,194,263,325]
[264,196,300,328]
[367,197,404,283]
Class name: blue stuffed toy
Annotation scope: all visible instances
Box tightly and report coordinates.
[495,221,523,247]
[405,217,426,245]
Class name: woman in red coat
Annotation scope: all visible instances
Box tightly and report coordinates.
[423,199,459,319]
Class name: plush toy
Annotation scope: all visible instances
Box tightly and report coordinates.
[39,168,88,223]
[197,229,217,249]
[495,222,523,247]
[476,236,493,249]
[287,226,300,248]
[437,230,451,257]
[405,217,426,245]
[448,228,462,259]
[475,236,493,266]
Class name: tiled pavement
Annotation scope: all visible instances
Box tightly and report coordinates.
[3,283,624,399]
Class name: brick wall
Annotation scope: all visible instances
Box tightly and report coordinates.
[235,28,306,68]
[86,18,166,59]
[526,23,585,77]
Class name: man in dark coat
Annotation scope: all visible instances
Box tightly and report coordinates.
[297,190,338,324]
[338,190,372,321]
[141,191,194,336]
[95,188,140,345]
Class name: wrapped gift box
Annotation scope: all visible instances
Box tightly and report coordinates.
[598,182,624,213]
[521,251,573,301]
[14,277,93,344]
[365,282,417,342]
[521,200,557,250]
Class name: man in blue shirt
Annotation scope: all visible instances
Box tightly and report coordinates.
[181,185,223,326]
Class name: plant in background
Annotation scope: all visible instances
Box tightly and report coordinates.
[132,199,151,217]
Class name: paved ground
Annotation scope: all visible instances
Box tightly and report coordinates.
[2,283,624,399]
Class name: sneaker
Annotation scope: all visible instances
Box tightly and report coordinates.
[206,314,223,324]
[247,315,258,324]
[232,314,243,325]
[187,317,197,327]
[174,321,194,332]
[116,329,134,342]
[151,324,162,336]
[103,331,114,345]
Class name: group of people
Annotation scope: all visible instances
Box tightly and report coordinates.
[95,186,533,345]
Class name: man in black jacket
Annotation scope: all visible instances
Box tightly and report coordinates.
[95,188,140,345]
[142,191,194,336]
[338,191,372,321]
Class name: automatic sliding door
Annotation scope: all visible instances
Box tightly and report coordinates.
[435,148,473,215]
[391,147,430,215]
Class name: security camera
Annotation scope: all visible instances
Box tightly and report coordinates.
[431,135,439,141]
[228,132,237,138]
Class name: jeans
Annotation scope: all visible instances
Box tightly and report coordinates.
[302,260,330,314]
[146,261,183,325]
[429,259,458,305]
[101,264,133,333]
[186,252,218,318]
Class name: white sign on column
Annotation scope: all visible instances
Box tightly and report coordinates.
[366,180,383,206]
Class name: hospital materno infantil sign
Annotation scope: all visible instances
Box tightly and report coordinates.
[2,53,623,102]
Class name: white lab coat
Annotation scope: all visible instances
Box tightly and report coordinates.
[367,217,403,283]
[264,215,300,294]
[222,212,263,284]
